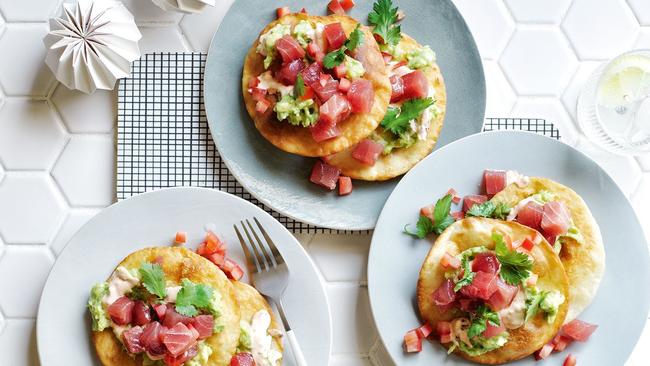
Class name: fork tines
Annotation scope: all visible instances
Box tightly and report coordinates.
[234,218,285,274]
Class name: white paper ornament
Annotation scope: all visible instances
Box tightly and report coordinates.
[43,0,142,94]
[151,0,215,14]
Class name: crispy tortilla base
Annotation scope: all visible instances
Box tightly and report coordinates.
[92,247,241,366]
[232,281,284,356]
[417,218,569,364]
[326,34,447,181]
[241,14,391,157]
[490,177,606,322]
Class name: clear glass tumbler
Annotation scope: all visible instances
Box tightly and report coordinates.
[577,49,650,155]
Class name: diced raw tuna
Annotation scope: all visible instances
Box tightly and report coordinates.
[300,62,322,86]
[460,271,498,300]
[333,64,347,79]
[319,93,351,125]
[230,353,256,366]
[123,325,145,354]
[338,77,351,93]
[275,35,305,63]
[535,343,554,360]
[312,74,339,102]
[432,279,456,306]
[133,300,152,326]
[310,119,341,142]
[458,297,480,312]
[436,321,451,336]
[462,195,487,212]
[276,58,305,85]
[153,304,167,320]
[486,278,518,311]
[351,139,384,166]
[482,318,506,338]
[164,345,198,366]
[107,296,135,325]
[162,307,192,328]
[389,75,404,102]
[401,70,429,100]
[310,160,341,190]
[141,321,166,358]
[471,252,500,274]
[484,170,507,195]
[561,319,598,342]
[163,323,198,357]
[517,201,544,230]
[347,79,375,113]
[323,22,346,50]
[191,315,214,339]
[541,201,570,236]
[338,176,353,196]
[306,42,325,64]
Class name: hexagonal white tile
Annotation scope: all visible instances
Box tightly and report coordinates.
[369,338,392,366]
[0,24,54,96]
[510,97,580,146]
[628,0,650,26]
[179,0,235,53]
[309,234,370,283]
[138,26,190,54]
[504,0,571,24]
[0,174,67,244]
[328,284,377,354]
[120,0,183,23]
[451,0,515,60]
[0,99,66,170]
[562,0,639,60]
[483,60,517,116]
[0,319,37,366]
[0,247,54,317]
[499,27,577,96]
[576,138,643,197]
[0,0,60,22]
[50,209,100,255]
[561,61,602,120]
[50,85,116,134]
[52,135,115,207]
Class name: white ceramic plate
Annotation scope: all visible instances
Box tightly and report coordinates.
[37,188,332,366]
[368,131,650,365]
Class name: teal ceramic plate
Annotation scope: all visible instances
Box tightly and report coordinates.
[368,131,650,365]
[204,0,485,230]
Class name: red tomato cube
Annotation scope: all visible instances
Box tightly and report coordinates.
[309,160,341,190]
[415,323,433,338]
[403,330,422,353]
[440,252,461,269]
[327,0,345,15]
[276,6,290,18]
[563,354,577,366]
[339,0,355,11]
[338,176,353,196]
[174,231,187,245]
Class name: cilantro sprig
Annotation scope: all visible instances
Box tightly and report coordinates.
[380,98,435,136]
[323,25,364,69]
[493,233,533,286]
[139,263,167,299]
[454,255,475,292]
[368,0,402,46]
[294,74,305,98]
[404,193,454,239]
[467,305,501,339]
[175,279,214,317]
[465,201,511,220]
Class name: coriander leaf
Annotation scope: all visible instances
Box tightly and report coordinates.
[175,279,214,317]
[492,202,511,220]
[323,47,346,69]
[380,98,435,135]
[139,263,167,299]
[294,74,305,98]
[368,0,402,46]
[404,215,435,239]
[345,24,364,52]
[465,201,496,218]
[433,194,453,227]
[493,232,533,286]
[467,305,500,338]
[454,256,475,292]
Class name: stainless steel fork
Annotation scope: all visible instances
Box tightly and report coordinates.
[234,218,307,366]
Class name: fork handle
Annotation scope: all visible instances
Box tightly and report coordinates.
[286,329,307,366]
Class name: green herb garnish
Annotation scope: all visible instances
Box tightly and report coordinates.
[404,193,454,238]
[493,233,533,286]
[139,263,166,299]
[380,98,435,135]
[368,0,402,46]
[175,279,214,317]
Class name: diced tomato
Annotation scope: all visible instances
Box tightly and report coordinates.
[440,333,453,344]
[347,79,375,114]
[275,35,305,63]
[108,296,135,325]
[301,62,322,86]
[416,323,433,338]
[472,252,500,274]
[436,321,451,336]
[517,201,544,230]
[553,334,573,352]
[276,6,290,18]
[462,195,487,213]
[319,93,351,125]
[327,0,346,16]
[133,300,152,326]
[153,304,167,320]
[162,307,192,328]
[351,139,383,166]
[207,253,226,267]
[230,353,256,366]
[310,118,341,142]
[535,343,554,360]
[401,70,429,100]
[483,318,506,338]
[141,321,166,358]
[247,76,259,90]
[251,87,267,102]
[323,22,346,50]
[526,272,538,286]
[306,42,324,63]
[312,74,339,102]
[333,64,347,79]
[460,271,498,300]
[483,170,508,195]
[563,354,577,366]
[446,188,461,204]
[255,99,271,114]
[222,258,244,281]
[541,201,570,237]
[339,0,355,11]
[205,232,227,255]
[191,315,214,339]
[338,176,353,196]
[338,77,351,93]
[486,277,518,311]
[452,211,465,220]
[520,237,535,251]
[123,325,145,354]
[301,86,314,101]
[310,160,341,190]
[174,231,186,245]
[561,319,598,342]
[403,329,422,353]
[300,7,307,14]
[440,252,461,269]
[162,323,197,357]
[420,205,434,221]
[389,74,404,102]
[276,58,305,85]
[432,278,456,306]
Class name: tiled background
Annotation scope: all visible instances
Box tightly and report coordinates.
[0,0,649,365]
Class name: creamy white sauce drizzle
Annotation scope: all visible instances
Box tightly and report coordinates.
[103,266,140,305]
[314,23,326,50]
[250,310,283,366]
[498,289,526,329]
[257,71,293,97]
[506,170,530,188]
[164,285,182,303]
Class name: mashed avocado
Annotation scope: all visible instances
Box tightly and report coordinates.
[531,190,555,204]
[142,356,164,366]
[539,290,565,323]
[457,332,509,356]
[88,282,110,331]
[257,24,291,69]
[186,342,213,366]
[274,95,319,127]
[407,45,436,69]
[293,20,315,47]
[371,129,414,154]
[380,43,407,61]
[344,56,365,79]
[237,321,253,353]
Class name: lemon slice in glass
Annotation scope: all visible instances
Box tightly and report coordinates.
[597,54,650,108]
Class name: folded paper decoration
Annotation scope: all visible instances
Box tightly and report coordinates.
[151,0,216,14]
